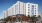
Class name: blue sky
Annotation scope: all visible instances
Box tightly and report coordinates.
[0,0,42,19]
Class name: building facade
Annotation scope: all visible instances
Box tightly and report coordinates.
[3,11,8,18]
[3,1,38,18]
[26,3,38,16]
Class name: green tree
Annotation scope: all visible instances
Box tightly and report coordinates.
[38,15,41,19]
[12,17,16,22]
[4,16,11,22]
[38,15,41,21]
[32,15,38,21]
[27,15,30,18]
[17,17,22,22]
[31,15,38,23]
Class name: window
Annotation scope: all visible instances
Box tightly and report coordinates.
[28,7,29,8]
[32,13,33,14]
[35,10,36,12]
[31,10,32,12]
[28,9,29,11]
[35,8,36,9]
[35,10,36,14]
[28,4,30,8]
[32,8,33,9]
[28,12,29,14]
[28,12,29,13]
[28,4,29,6]
[35,5,36,7]
[32,5,34,8]
[35,13,36,14]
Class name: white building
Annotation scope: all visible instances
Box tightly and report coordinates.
[26,3,38,16]
[3,1,38,18]
[3,11,8,18]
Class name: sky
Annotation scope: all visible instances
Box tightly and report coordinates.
[0,0,42,19]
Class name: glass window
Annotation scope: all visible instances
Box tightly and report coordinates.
[32,13,33,14]
[35,10,36,14]
[28,12,29,14]
[28,9,29,11]
[35,13,36,14]
[28,4,29,6]
[28,12,29,13]
[35,8,36,9]
[32,8,33,9]
[28,7,29,8]
[35,10,36,12]
[32,5,34,7]
[28,4,30,8]
[35,5,36,7]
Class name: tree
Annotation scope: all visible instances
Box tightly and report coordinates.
[27,15,30,18]
[32,15,36,18]
[22,16,28,21]
[12,17,16,22]
[31,15,38,23]
[38,15,41,19]
[4,16,11,22]
[0,19,4,21]
[38,15,41,21]
[32,15,38,21]
[17,17,22,22]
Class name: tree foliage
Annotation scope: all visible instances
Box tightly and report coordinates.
[4,16,11,22]
[27,15,30,18]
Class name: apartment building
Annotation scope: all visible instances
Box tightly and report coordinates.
[26,3,38,16]
[3,1,38,18]
[3,11,8,18]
